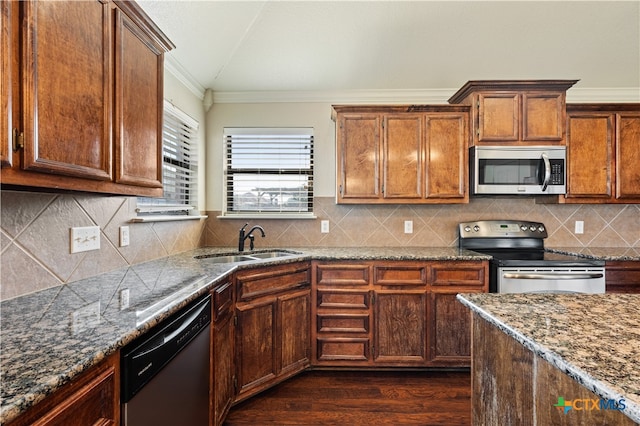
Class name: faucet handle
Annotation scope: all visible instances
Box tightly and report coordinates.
[240,223,249,232]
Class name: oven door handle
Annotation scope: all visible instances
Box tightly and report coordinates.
[502,272,604,280]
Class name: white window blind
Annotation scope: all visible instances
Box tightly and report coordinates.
[224,128,314,216]
[137,101,199,217]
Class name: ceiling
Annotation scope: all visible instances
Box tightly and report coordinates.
[137,1,640,99]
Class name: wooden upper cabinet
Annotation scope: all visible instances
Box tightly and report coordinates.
[1,0,173,196]
[1,1,13,168]
[563,104,640,204]
[336,113,381,200]
[333,105,469,204]
[448,80,577,146]
[22,0,113,180]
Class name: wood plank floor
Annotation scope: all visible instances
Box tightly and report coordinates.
[224,370,471,425]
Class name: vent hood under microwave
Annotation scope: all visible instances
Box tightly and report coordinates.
[470,146,566,196]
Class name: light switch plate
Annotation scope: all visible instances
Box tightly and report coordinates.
[70,226,100,253]
[119,226,130,247]
[321,220,330,233]
[575,221,584,234]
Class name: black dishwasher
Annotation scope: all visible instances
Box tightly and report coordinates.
[121,294,211,426]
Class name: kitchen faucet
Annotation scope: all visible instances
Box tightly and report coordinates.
[238,223,265,251]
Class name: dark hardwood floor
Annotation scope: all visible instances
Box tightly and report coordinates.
[224,370,471,425]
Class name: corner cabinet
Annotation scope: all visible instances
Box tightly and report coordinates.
[1,0,174,197]
[563,104,640,203]
[234,262,311,403]
[333,105,469,204]
[312,260,488,368]
[448,80,577,146]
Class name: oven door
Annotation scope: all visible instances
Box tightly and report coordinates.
[497,267,605,294]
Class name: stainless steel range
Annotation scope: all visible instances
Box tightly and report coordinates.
[458,220,605,293]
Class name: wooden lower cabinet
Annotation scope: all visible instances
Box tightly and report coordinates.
[312,260,488,368]
[234,262,311,403]
[606,261,640,294]
[211,281,234,426]
[8,352,119,426]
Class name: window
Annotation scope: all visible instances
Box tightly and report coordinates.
[136,101,199,220]
[224,128,314,217]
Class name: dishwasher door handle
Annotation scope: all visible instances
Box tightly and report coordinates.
[502,272,604,280]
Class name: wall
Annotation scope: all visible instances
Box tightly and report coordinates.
[0,73,207,301]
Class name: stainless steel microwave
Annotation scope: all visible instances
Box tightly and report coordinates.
[470,146,566,195]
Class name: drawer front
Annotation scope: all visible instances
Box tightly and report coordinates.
[237,263,310,301]
[429,262,487,287]
[316,337,370,362]
[315,263,370,287]
[373,264,427,287]
[317,313,369,333]
[316,290,369,310]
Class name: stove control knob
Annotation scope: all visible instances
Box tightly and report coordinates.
[538,225,545,233]
[520,225,528,231]
[473,225,480,232]
[464,226,471,232]
[529,225,536,232]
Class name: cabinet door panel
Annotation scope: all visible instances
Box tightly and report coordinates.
[22,0,112,180]
[566,114,613,198]
[383,114,422,199]
[425,114,467,199]
[1,1,12,167]
[235,300,276,396]
[338,114,380,199]
[522,93,563,141]
[478,93,519,142]
[213,309,234,426]
[114,10,163,188]
[374,292,426,364]
[429,292,471,364]
[279,289,310,376]
[616,113,640,199]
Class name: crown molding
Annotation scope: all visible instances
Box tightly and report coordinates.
[211,87,640,104]
[164,55,206,99]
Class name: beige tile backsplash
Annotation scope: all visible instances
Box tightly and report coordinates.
[2,192,638,300]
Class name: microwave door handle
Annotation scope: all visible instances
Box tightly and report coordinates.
[541,152,551,191]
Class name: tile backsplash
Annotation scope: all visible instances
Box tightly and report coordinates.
[2,192,638,301]
[1,191,205,300]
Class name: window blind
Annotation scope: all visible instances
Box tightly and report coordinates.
[138,101,199,215]
[224,128,314,215]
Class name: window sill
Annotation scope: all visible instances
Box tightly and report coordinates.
[130,215,208,223]
[218,213,317,220]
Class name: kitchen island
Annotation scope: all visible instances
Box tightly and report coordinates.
[457,293,640,425]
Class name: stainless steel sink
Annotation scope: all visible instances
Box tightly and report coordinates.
[196,250,300,263]
[199,255,256,263]
[247,251,296,259]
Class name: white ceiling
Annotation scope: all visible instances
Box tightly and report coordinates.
[137,1,640,100]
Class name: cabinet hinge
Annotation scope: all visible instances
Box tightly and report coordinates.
[233,376,238,393]
[233,315,237,326]
[476,100,480,109]
[370,292,375,305]
[339,185,343,196]
[12,129,24,151]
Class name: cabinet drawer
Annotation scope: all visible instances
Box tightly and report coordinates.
[237,262,310,301]
[213,281,233,320]
[315,263,370,286]
[373,264,427,286]
[317,313,369,333]
[317,290,369,309]
[429,262,487,287]
[316,338,369,362]
[606,261,640,293]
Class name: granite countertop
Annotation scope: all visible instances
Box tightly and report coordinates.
[0,246,486,424]
[548,247,640,261]
[457,293,640,424]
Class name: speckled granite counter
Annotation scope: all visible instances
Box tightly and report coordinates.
[0,246,486,424]
[549,247,640,262]
[457,293,640,424]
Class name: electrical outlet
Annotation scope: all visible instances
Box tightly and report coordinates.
[120,288,130,310]
[404,220,413,234]
[119,226,130,247]
[321,220,330,233]
[575,220,584,234]
[70,226,100,253]
[70,301,100,334]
